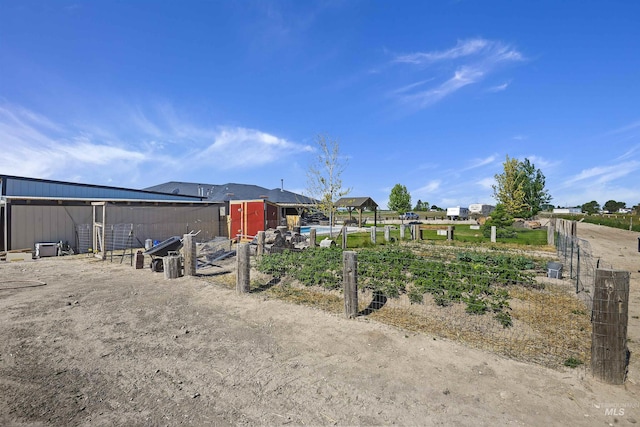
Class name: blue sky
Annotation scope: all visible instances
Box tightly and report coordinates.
[1,1,639,210]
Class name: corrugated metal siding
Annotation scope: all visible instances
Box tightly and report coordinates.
[105,204,222,244]
[4,177,199,201]
[10,205,92,250]
[8,202,223,252]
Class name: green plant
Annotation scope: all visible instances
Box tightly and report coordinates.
[563,357,583,368]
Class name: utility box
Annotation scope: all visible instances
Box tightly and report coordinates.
[35,242,58,258]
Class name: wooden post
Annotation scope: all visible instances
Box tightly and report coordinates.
[447,226,455,241]
[341,225,347,249]
[183,234,196,276]
[309,228,317,247]
[384,226,390,242]
[370,226,377,244]
[491,226,497,243]
[547,219,556,246]
[163,255,181,279]
[411,224,418,240]
[591,268,630,384]
[236,243,250,294]
[256,231,265,257]
[343,251,358,318]
[400,224,406,240]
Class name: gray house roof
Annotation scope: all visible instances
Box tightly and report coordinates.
[144,181,316,205]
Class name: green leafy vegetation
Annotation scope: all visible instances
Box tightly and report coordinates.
[563,357,583,368]
[256,246,543,327]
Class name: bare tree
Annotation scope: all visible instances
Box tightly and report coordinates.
[306,134,351,237]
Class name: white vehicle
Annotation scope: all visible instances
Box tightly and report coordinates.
[468,204,495,216]
[446,206,469,220]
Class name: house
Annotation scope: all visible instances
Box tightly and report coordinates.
[145,181,318,240]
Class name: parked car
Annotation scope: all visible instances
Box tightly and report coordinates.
[400,212,419,220]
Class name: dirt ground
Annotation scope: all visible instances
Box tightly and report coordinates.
[1,223,640,426]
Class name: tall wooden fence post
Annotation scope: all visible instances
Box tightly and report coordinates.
[341,226,348,249]
[491,226,497,243]
[547,219,556,246]
[309,229,317,247]
[447,226,455,241]
[236,243,250,294]
[384,226,391,242]
[411,224,418,240]
[592,268,630,384]
[256,231,265,257]
[400,224,406,240]
[183,234,196,276]
[343,251,358,318]
[370,226,377,244]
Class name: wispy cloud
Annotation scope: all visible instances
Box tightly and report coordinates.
[616,143,640,161]
[477,177,495,190]
[390,38,524,109]
[561,161,640,187]
[394,38,492,64]
[0,102,312,186]
[487,81,510,92]
[412,180,441,196]
[463,154,497,171]
[605,119,640,136]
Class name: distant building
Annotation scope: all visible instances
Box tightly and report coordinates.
[468,204,495,216]
[553,207,582,214]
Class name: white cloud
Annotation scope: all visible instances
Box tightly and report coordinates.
[394,38,491,64]
[562,161,640,187]
[412,180,441,196]
[201,127,312,169]
[390,38,524,109]
[477,177,495,190]
[463,154,497,171]
[0,101,312,186]
[487,81,510,92]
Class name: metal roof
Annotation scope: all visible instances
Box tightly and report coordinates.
[335,196,379,210]
[145,181,317,205]
[1,174,203,202]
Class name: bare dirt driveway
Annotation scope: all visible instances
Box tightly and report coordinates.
[1,224,639,426]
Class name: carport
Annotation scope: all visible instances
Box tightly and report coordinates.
[335,197,378,227]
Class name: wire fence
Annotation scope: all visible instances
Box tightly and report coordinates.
[253,243,592,369]
[554,219,613,311]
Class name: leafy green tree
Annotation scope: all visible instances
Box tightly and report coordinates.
[414,199,429,211]
[603,200,626,213]
[493,155,551,218]
[306,134,351,234]
[581,200,600,215]
[482,204,516,238]
[388,184,411,217]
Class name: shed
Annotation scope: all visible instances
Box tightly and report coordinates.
[229,199,280,242]
[335,197,378,227]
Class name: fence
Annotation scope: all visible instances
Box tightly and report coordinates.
[247,241,591,368]
[553,218,613,311]
[239,220,631,382]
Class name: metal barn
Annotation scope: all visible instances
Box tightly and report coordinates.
[1,175,224,254]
